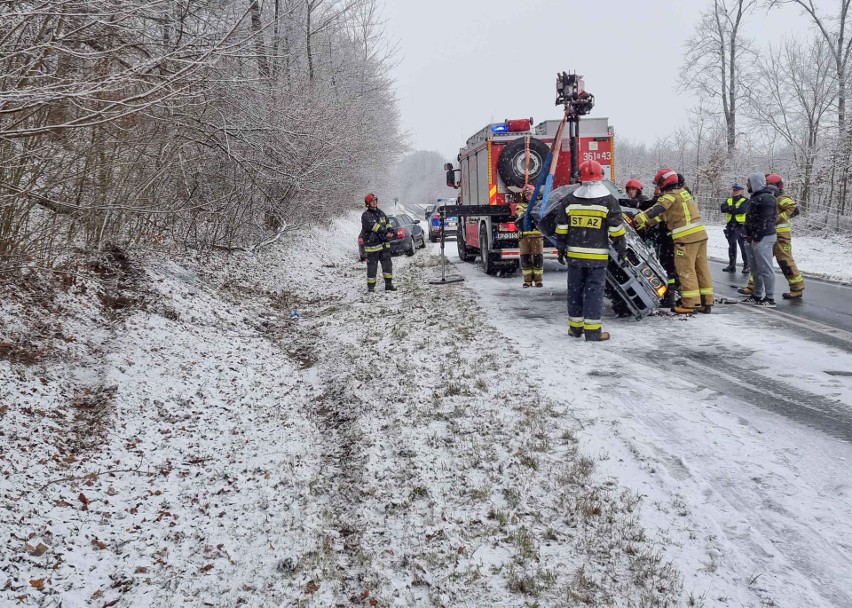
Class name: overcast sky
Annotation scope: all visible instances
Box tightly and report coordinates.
[382,0,812,159]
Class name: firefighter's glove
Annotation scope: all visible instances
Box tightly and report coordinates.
[632,212,648,230]
[616,245,628,266]
[557,250,567,265]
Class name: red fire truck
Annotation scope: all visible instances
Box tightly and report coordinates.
[446,116,615,274]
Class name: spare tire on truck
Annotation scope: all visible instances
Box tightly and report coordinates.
[496,137,550,189]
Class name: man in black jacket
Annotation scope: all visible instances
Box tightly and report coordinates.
[720,184,749,273]
[741,173,777,307]
[554,160,627,341]
[360,193,397,292]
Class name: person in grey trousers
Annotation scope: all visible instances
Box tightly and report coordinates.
[741,173,778,307]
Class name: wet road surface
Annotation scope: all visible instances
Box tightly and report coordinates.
[708,259,852,337]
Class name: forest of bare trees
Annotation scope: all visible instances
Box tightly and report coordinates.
[0,0,403,275]
[619,0,852,234]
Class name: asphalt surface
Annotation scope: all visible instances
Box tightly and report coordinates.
[708,259,852,337]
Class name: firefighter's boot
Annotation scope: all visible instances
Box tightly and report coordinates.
[699,305,712,314]
[535,281,543,288]
[585,330,610,342]
[569,327,583,338]
[672,300,697,314]
[783,290,803,300]
[367,283,376,293]
[737,286,753,295]
[384,279,397,292]
[523,281,532,288]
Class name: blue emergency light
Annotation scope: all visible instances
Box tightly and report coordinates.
[490,123,509,133]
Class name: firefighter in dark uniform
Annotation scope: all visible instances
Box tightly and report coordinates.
[623,179,648,209]
[554,160,627,342]
[720,184,749,273]
[360,193,397,292]
[516,184,544,287]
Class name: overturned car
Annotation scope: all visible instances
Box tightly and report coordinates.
[531,181,669,319]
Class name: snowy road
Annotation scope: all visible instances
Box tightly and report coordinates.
[438,242,852,606]
[708,259,852,338]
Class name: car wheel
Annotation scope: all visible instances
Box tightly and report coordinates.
[405,239,415,256]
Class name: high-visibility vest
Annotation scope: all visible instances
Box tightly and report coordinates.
[726,196,747,224]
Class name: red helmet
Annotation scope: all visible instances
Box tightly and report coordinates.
[765,173,784,189]
[625,179,643,191]
[364,193,377,206]
[579,160,604,182]
[653,168,679,189]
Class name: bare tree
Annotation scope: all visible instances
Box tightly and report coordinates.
[768,0,852,219]
[0,0,404,273]
[747,35,837,210]
[681,0,758,156]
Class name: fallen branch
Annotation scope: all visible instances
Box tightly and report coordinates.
[211,222,287,253]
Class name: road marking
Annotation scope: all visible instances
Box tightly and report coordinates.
[735,302,852,345]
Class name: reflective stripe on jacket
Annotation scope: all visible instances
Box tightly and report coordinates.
[776,194,797,233]
[643,188,708,244]
[360,208,390,249]
[515,201,542,236]
[554,193,626,267]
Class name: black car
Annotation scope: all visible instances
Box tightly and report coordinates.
[358,213,426,259]
[424,204,437,220]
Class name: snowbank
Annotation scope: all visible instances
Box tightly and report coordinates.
[706,225,852,283]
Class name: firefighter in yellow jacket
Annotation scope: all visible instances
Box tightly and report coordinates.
[632,168,714,314]
[516,184,544,287]
[765,174,805,298]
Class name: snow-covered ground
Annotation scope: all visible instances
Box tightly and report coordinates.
[2,211,851,607]
[2,215,681,607]
[706,224,852,284]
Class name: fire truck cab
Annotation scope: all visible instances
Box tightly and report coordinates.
[446,117,614,274]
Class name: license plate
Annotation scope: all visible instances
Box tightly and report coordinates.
[447,221,456,227]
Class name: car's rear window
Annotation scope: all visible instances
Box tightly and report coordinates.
[387,217,400,227]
